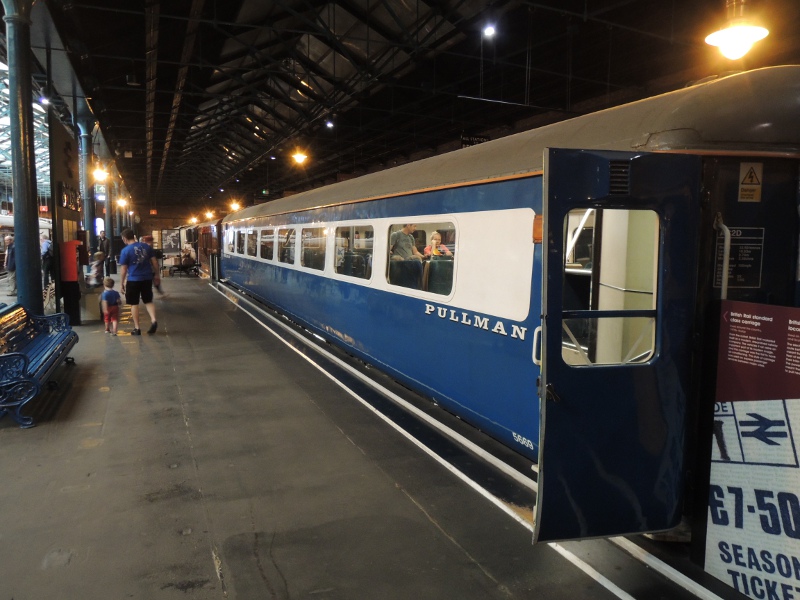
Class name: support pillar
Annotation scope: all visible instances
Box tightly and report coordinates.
[2,0,42,314]
[77,120,97,253]
[104,177,113,240]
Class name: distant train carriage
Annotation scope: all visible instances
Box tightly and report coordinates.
[218,67,800,543]
[195,218,222,276]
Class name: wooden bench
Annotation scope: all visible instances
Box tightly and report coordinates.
[0,304,79,428]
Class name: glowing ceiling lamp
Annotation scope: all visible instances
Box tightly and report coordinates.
[705,0,768,60]
[292,151,308,165]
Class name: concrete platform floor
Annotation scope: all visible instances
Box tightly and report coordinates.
[0,275,692,599]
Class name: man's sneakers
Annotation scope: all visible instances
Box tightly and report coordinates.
[130,322,157,335]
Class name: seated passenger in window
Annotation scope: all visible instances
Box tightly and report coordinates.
[390,224,424,262]
[423,231,452,258]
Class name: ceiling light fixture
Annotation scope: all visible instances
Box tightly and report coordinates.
[705,0,768,60]
[292,151,308,165]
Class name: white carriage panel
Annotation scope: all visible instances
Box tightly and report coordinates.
[448,209,535,322]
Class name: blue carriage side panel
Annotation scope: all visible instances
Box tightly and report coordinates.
[222,177,544,461]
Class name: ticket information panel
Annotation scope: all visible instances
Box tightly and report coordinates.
[705,300,800,598]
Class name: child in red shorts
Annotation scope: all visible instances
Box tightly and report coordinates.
[100,277,121,335]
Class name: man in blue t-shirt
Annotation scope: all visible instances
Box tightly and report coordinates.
[118,228,161,335]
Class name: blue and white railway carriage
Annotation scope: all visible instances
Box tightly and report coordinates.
[221,66,800,544]
[223,178,543,455]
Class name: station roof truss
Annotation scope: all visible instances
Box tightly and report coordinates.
[3,0,799,214]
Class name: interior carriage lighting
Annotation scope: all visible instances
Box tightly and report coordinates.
[705,0,768,60]
[292,151,308,165]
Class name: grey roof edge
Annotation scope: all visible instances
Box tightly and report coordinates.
[225,65,800,225]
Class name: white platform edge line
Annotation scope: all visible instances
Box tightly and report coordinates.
[216,284,722,600]
[215,285,537,491]
[609,537,725,600]
[215,285,644,600]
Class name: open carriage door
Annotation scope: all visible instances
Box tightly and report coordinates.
[535,149,702,542]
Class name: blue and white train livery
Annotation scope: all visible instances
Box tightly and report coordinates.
[218,66,800,543]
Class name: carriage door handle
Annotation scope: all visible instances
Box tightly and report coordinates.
[545,383,561,403]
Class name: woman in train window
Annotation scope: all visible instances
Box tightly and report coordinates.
[423,231,452,257]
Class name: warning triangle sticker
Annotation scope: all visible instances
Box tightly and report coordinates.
[741,167,761,185]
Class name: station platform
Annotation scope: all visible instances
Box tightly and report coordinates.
[0,275,734,599]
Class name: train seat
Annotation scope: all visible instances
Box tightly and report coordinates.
[341,252,366,278]
[426,258,454,295]
[388,259,423,289]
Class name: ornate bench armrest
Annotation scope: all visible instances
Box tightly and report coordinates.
[31,313,71,333]
[0,352,32,383]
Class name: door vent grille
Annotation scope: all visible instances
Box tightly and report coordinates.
[609,161,630,195]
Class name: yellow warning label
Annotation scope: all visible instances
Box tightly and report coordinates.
[738,162,763,203]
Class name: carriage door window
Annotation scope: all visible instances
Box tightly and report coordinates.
[278,228,296,264]
[246,229,257,257]
[562,208,659,365]
[300,227,327,270]
[236,230,246,254]
[335,225,373,279]
[260,229,274,260]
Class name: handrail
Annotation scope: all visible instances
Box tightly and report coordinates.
[713,213,731,300]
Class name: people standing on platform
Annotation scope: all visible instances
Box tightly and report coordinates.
[100,277,121,336]
[98,231,112,276]
[118,228,160,335]
[41,233,54,288]
[3,235,16,296]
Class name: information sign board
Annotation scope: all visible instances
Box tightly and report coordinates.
[706,301,800,598]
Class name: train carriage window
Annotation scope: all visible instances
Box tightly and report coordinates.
[236,230,245,254]
[246,229,257,257]
[300,227,327,271]
[278,228,296,264]
[335,225,373,280]
[260,229,274,260]
[224,228,235,253]
[387,222,456,293]
[562,208,658,366]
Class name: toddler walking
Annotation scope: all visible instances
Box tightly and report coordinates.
[101,277,121,335]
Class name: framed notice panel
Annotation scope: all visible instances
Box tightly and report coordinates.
[705,300,800,597]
